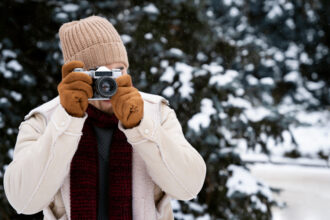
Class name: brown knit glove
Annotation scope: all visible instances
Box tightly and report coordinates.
[110,74,144,129]
[57,61,93,117]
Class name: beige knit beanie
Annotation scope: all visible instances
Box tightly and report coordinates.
[59,16,129,70]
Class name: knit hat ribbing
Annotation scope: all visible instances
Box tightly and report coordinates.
[59,16,129,70]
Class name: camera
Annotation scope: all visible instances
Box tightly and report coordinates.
[73,66,122,100]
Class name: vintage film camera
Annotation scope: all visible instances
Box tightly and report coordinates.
[73,66,122,100]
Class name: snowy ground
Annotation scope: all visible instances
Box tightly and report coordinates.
[249,163,330,220]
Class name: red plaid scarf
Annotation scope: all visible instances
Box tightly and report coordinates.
[70,104,132,220]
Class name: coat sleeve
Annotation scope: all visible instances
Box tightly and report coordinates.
[3,105,86,215]
[118,100,207,201]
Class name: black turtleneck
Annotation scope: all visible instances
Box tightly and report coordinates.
[92,124,114,220]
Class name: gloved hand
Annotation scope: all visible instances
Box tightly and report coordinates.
[110,74,144,128]
[57,60,93,117]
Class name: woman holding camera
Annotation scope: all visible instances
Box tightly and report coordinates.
[4,16,206,220]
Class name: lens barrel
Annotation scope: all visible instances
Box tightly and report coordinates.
[95,77,117,98]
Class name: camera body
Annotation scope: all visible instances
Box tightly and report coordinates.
[73,66,122,100]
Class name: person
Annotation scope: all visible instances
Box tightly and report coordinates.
[3,15,206,220]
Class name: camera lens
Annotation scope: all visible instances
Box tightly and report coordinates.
[95,77,117,98]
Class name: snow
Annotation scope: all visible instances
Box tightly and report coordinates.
[266,47,277,56]
[7,60,22,71]
[264,132,295,157]
[117,12,124,21]
[162,86,174,97]
[234,0,244,6]
[241,153,329,167]
[283,2,294,11]
[196,52,208,61]
[305,80,325,90]
[21,74,36,85]
[209,69,238,87]
[246,74,259,85]
[316,44,329,57]
[249,163,330,220]
[235,88,244,96]
[150,67,157,74]
[169,48,184,57]
[291,125,330,156]
[143,3,160,14]
[295,87,319,104]
[176,62,194,99]
[172,200,198,220]
[160,37,168,44]
[160,66,175,83]
[261,58,276,67]
[206,10,214,18]
[2,49,16,58]
[236,22,246,32]
[299,52,312,64]
[175,213,195,220]
[196,214,211,220]
[200,98,217,115]
[262,92,274,105]
[121,34,132,44]
[244,63,254,71]
[144,33,153,40]
[219,127,232,141]
[307,29,315,42]
[229,7,239,17]
[278,96,297,114]
[226,165,273,201]
[160,60,169,68]
[284,71,300,82]
[0,97,8,104]
[62,3,79,12]
[285,19,295,29]
[194,69,208,77]
[223,0,232,6]
[202,62,224,74]
[189,202,204,212]
[10,91,22,101]
[260,77,274,85]
[274,51,285,62]
[306,9,317,23]
[2,70,12,78]
[241,49,248,56]
[188,98,216,132]
[295,110,328,125]
[251,195,267,213]
[6,128,13,135]
[56,12,68,20]
[285,59,299,70]
[242,35,254,45]
[244,106,272,122]
[171,199,180,210]
[238,107,330,159]
[267,5,283,20]
[225,94,251,109]
[7,148,14,161]
[161,61,193,97]
[285,43,299,59]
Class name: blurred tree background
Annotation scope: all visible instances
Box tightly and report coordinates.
[0,0,329,219]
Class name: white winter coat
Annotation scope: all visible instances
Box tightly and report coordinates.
[4,91,206,220]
